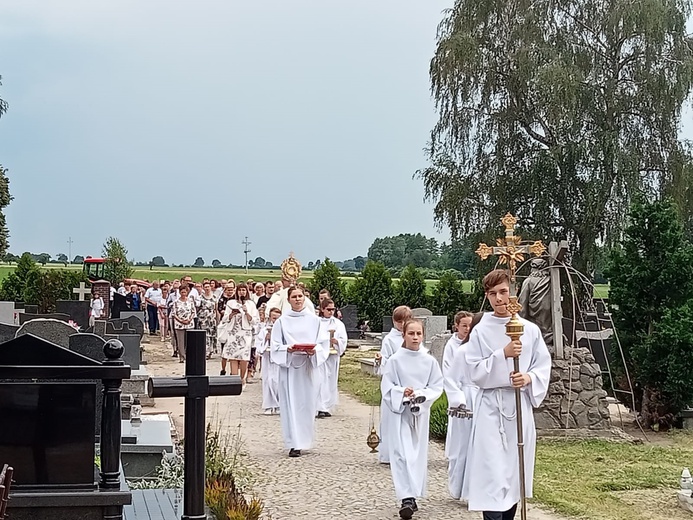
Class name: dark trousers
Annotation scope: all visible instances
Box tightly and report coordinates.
[147,304,159,333]
[483,504,518,520]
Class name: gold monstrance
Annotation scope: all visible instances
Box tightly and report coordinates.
[475,213,545,520]
[280,251,302,282]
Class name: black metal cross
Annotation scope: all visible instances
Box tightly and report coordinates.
[148,330,242,520]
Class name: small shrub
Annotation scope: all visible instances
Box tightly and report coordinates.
[429,392,449,440]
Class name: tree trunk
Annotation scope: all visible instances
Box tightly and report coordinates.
[640,386,675,431]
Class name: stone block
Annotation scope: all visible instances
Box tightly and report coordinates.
[534,410,562,429]
[548,381,566,395]
[359,358,378,376]
[574,410,591,428]
[580,374,595,391]
[580,363,600,377]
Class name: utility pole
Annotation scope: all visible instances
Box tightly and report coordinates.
[67,236,74,264]
[242,236,252,274]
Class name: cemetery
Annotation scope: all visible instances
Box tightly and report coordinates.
[2,1,693,519]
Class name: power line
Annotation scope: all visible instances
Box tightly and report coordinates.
[67,237,74,264]
[242,236,252,273]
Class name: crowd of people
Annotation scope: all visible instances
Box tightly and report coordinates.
[97,268,551,520]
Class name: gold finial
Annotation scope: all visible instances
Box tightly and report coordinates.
[501,212,518,231]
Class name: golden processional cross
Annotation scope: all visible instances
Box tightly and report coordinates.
[475,213,546,520]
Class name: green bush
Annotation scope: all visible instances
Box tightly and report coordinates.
[309,258,347,307]
[347,261,394,332]
[429,392,449,440]
[394,265,428,308]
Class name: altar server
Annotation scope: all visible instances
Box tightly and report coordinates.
[381,319,443,519]
[443,311,479,500]
[316,298,348,417]
[375,306,412,464]
[258,307,281,415]
[462,269,551,520]
[270,286,328,457]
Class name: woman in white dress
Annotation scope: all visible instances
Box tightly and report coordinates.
[220,283,258,384]
[89,290,105,327]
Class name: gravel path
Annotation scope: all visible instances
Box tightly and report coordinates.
[145,340,564,520]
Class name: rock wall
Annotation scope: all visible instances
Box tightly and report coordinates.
[429,334,612,430]
[534,346,611,430]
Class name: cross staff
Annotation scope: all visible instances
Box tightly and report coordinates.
[475,213,545,520]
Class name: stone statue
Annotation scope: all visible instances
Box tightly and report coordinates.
[518,258,553,349]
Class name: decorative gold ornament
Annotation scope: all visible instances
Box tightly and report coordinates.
[366,426,380,453]
[280,252,302,281]
[475,243,494,260]
[501,212,518,231]
[529,240,547,257]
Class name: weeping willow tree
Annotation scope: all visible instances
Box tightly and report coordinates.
[418,0,693,276]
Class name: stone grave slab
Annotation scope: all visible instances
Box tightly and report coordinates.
[383,315,394,332]
[23,304,38,314]
[68,333,106,436]
[120,414,174,479]
[0,322,19,344]
[119,311,146,328]
[339,304,360,339]
[420,315,448,344]
[107,315,144,338]
[16,318,79,349]
[56,300,91,331]
[0,301,16,325]
[107,334,141,370]
[428,333,451,366]
[412,307,433,317]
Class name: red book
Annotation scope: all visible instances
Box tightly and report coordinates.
[292,343,316,352]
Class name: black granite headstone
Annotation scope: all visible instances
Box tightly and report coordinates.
[340,304,360,339]
[23,305,38,314]
[111,293,128,319]
[106,316,144,338]
[56,300,91,331]
[68,333,106,435]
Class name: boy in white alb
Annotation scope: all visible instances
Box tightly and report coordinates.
[443,311,478,500]
[374,305,412,464]
[381,319,443,519]
[462,270,551,520]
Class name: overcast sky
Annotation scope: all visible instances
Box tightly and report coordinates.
[0,2,691,267]
[0,1,452,266]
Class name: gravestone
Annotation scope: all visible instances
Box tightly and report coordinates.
[120,414,174,478]
[18,312,70,325]
[340,304,360,339]
[0,301,16,325]
[73,282,92,301]
[0,335,132,519]
[420,315,448,344]
[117,334,141,370]
[16,318,79,348]
[412,307,433,317]
[56,299,91,330]
[120,311,145,327]
[24,305,38,314]
[428,332,450,366]
[68,333,107,431]
[107,316,144,338]
[0,322,18,344]
[111,293,128,319]
[383,315,394,332]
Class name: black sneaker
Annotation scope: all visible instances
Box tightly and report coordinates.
[220,370,226,376]
[399,499,414,519]
[322,411,332,417]
[317,411,327,418]
[288,449,301,458]
[411,499,418,512]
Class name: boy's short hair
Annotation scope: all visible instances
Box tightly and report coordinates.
[392,305,413,323]
[454,310,474,326]
[483,269,511,293]
[269,307,282,316]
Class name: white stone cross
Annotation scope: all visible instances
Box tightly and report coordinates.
[73,282,92,301]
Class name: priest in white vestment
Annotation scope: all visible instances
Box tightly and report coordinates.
[462,270,551,520]
[270,287,328,457]
[258,307,281,415]
[442,311,478,500]
[316,299,348,417]
[381,319,443,520]
[375,305,413,464]
[265,276,315,315]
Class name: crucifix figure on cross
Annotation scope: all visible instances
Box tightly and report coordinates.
[474,212,545,520]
